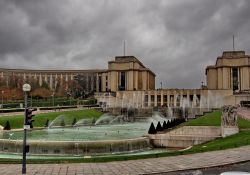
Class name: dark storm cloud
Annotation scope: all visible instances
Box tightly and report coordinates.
[0,0,250,88]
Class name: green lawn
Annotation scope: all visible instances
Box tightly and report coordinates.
[184,111,222,126]
[183,110,250,129]
[185,130,250,154]
[0,109,102,129]
[179,110,250,154]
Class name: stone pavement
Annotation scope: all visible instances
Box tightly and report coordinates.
[1,145,250,175]
[238,107,250,121]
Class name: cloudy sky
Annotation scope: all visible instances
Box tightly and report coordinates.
[1,0,250,88]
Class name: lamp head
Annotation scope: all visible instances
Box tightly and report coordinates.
[22,84,31,92]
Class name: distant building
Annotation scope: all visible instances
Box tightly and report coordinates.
[0,56,155,93]
[96,51,250,110]
[1,51,249,109]
[206,51,250,93]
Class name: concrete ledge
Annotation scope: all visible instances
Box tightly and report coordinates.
[0,137,150,155]
[150,126,221,148]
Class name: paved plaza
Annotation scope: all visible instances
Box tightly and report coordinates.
[0,145,250,175]
[238,107,250,121]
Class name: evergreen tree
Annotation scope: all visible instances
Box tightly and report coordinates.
[72,118,77,126]
[166,121,171,128]
[163,121,168,130]
[168,120,173,128]
[4,121,11,130]
[30,122,33,129]
[92,118,96,125]
[156,121,163,132]
[148,122,157,134]
[44,119,49,127]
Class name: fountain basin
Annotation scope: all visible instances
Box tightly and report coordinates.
[0,137,150,155]
[0,112,169,156]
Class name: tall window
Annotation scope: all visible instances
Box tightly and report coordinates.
[120,72,126,91]
[98,76,102,92]
[232,68,239,91]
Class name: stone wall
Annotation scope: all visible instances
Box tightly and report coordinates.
[149,126,221,148]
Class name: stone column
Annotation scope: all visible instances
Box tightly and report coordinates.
[60,74,63,86]
[193,93,197,107]
[55,74,58,88]
[187,90,190,107]
[45,74,48,84]
[154,91,157,107]
[49,74,53,90]
[148,91,151,107]
[180,90,183,107]
[86,73,89,92]
[96,73,99,92]
[91,74,94,92]
[65,74,68,82]
[167,90,170,107]
[173,92,177,107]
[134,71,138,90]
[39,74,42,86]
[161,90,164,106]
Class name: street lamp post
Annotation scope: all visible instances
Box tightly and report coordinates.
[52,90,55,111]
[30,94,32,108]
[70,94,72,106]
[22,84,31,174]
[1,90,4,109]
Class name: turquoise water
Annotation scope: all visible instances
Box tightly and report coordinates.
[1,122,151,141]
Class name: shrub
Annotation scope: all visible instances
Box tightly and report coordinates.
[72,118,77,126]
[4,121,11,130]
[148,122,156,134]
[92,118,96,125]
[156,121,163,132]
[163,121,168,130]
[44,119,49,127]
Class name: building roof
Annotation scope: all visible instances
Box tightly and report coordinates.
[205,50,250,74]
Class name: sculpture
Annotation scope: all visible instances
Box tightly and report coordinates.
[221,105,238,127]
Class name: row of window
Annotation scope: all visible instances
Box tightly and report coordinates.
[144,95,201,107]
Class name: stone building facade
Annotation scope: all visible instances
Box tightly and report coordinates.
[96,51,250,109]
[1,51,249,109]
[206,51,250,92]
[0,56,155,93]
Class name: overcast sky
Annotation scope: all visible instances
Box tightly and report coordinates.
[1,0,250,88]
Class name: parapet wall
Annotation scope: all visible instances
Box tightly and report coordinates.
[149,126,221,148]
[0,137,150,155]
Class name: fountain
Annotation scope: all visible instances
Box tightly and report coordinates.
[0,110,169,156]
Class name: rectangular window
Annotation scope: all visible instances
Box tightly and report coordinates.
[144,95,148,106]
[98,76,102,92]
[163,95,167,105]
[151,95,155,106]
[176,95,181,107]
[232,68,239,91]
[120,72,126,91]
[170,95,174,107]
[157,95,161,107]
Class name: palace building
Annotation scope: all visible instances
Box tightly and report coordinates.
[206,51,250,92]
[0,56,155,93]
[96,51,250,110]
[1,51,249,109]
